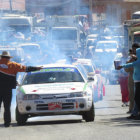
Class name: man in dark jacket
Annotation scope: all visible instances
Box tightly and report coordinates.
[0,51,42,127]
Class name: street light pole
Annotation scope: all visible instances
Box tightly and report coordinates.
[9,0,12,12]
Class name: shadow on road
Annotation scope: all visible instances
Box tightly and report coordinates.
[99,116,140,127]
[95,106,120,109]
[11,119,83,127]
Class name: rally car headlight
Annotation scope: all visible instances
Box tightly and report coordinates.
[69,91,87,97]
[23,94,41,100]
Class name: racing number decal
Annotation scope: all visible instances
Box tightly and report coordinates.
[48,103,62,110]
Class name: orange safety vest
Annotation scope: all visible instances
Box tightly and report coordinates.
[0,58,26,89]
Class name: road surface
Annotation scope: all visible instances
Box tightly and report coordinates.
[0,85,140,140]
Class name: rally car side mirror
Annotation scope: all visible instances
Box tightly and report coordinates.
[88,76,94,81]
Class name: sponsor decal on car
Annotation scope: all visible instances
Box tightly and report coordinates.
[83,83,88,91]
[34,101,44,104]
[48,102,62,110]
[19,87,25,94]
[28,67,79,74]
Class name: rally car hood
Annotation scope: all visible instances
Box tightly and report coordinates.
[19,82,87,94]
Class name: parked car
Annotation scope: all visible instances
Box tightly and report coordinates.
[85,34,99,55]
[16,64,95,125]
[86,34,99,41]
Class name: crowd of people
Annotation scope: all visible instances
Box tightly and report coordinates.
[117,43,140,120]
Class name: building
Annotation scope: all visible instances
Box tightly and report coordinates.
[92,0,140,25]
[0,0,25,12]
[1,0,140,25]
[25,0,140,25]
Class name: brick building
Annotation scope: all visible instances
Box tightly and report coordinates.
[92,0,140,25]
[25,0,140,25]
[25,0,90,15]
[0,0,25,11]
[1,0,140,25]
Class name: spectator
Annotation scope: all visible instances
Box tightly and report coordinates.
[125,49,135,113]
[117,48,140,120]
[126,43,140,119]
[118,49,129,107]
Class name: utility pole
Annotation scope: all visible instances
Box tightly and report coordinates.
[9,0,12,12]
[89,0,93,27]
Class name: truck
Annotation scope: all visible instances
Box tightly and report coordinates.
[46,16,86,56]
[124,19,140,50]
[0,14,33,40]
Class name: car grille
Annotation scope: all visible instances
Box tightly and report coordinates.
[36,103,74,111]
[40,94,69,99]
[62,103,74,109]
[37,104,48,110]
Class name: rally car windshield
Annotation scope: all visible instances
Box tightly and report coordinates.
[22,67,84,85]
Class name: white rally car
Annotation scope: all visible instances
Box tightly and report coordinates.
[73,59,105,101]
[16,64,95,125]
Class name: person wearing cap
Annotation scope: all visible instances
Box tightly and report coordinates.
[117,48,140,120]
[0,51,42,127]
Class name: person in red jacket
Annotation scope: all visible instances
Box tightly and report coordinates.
[0,51,42,127]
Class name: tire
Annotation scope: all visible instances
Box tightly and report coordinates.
[16,106,28,125]
[82,103,95,122]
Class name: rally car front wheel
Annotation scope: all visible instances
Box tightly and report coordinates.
[82,102,95,122]
[16,106,28,125]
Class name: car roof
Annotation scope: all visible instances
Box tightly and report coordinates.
[134,11,140,14]
[18,43,40,47]
[74,59,92,65]
[97,40,118,44]
[0,46,22,51]
[87,34,98,37]
[52,27,77,29]
[87,39,95,41]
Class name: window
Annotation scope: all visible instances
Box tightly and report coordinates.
[23,67,84,85]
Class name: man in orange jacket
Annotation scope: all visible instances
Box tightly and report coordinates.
[0,51,42,127]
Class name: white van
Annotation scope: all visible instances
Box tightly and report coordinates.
[95,40,119,53]
[132,11,140,19]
